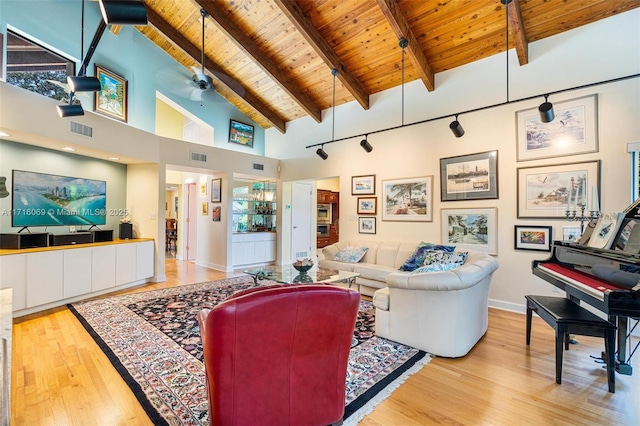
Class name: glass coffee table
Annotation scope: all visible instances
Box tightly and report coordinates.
[243,265,359,288]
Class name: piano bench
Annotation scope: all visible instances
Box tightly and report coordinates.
[525,295,617,393]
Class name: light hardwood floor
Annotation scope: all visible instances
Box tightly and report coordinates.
[11,259,640,425]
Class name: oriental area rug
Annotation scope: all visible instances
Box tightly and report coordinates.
[69,276,429,425]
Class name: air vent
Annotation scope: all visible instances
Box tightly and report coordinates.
[252,162,264,171]
[295,251,309,259]
[69,121,93,137]
[190,151,207,162]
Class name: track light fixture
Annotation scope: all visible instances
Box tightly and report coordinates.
[57,102,85,118]
[449,114,465,138]
[360,135,373,152]
[67,75,101,92]
[316,146,328,160]
[538,94,555,123]
[99,0,148,25]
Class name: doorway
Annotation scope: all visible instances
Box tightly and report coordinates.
[184,182,197,261]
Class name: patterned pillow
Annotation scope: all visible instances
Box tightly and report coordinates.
[398,242,457,271]
[333,246,368,263]
[411,251,468,274]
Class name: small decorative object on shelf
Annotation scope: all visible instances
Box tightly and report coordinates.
[566,204,600,233]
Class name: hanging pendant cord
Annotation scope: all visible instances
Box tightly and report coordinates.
[201,9,206,75]
[505,0,510,102]
[80,0,85,76]
[399,37,408,126]
[331,68,338,141]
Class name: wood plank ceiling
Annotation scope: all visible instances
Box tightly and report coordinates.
[134,0,640,133]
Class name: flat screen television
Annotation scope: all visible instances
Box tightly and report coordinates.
[11,170,107,228]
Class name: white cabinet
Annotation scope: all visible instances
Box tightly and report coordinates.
[63,247,92,298]
[0,254,26,310]
[116,243,137,285]
[232,233,276,266]
[92,245,116,291]
[136,240,154,280]
[26,251,63,308]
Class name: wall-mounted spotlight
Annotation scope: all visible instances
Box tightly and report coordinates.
[57,102,85,118]
[449,114,465,138]
[316,146,328,160]
[360,135,373,153]
[538,94,555,123]
[99,0,148,25]
[67,75,101,92]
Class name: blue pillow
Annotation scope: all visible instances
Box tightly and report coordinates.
[410,251,468,274]
[398,242,456,272]
[333,246,368,263]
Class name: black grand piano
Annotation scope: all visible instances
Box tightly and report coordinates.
[532,201,640,376]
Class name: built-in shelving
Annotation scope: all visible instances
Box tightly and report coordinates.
[232,180,277,233]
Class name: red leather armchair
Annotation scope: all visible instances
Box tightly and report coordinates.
[198,284,360,426]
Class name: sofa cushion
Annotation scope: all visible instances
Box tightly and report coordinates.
[412,251,468,273]
[352,263,396,283]
[333,246,369,263]
[398,242,456,271]
[372,287,390,311]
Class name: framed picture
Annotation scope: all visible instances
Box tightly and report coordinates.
[357,197,377,215]
[440,150,498,201]
[358,217,376,234]
[562,226,582,243]
[517,160,600,219]
[352,175,375,195]
[200,181,207,197]
[211,206,221,222]
[441,207,498,255]
[201,202,208,216]
[382,176,433,221]
[229,119,254,147]
[211,178,222,203]
[611,218,640,253]
[514,225,552,251]
[587,212,626,249]
[516,94,598,161]
[94,65,128,122]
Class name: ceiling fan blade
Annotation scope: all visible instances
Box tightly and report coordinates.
[191,65,207,83]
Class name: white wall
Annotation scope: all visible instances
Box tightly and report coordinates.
[268,10,640,312]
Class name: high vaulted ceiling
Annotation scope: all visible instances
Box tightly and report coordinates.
[133,0,640,133]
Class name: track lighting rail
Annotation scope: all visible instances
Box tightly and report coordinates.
[305,73,640,150]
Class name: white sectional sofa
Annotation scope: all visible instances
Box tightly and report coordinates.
[318,240,499,357]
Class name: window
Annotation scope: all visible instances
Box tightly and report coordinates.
[5,30,75,101]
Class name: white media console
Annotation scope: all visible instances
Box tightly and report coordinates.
[0,239,155,316]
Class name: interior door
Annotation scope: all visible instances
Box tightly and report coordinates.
[292,182,313,260]
[185,183,197,261]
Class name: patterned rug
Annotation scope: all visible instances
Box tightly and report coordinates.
[69,276,429,425]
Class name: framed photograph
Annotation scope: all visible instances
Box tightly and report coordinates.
[382,176,433,222]
[358,217,376,234]
[211,178,222,203]
[201,202,208,216]
[211,206,221,222]
[514,225,552,251]
[588,212,625,249]
[440,150,498,201]
[229,119,254,147]
[94,65,128,122]
[357,197,377,215]
[352,175,375,195]
[441,208,498,255]
[562,226,582,243]
[517,160,600,219]
[200,181,207,197]
[516,94,598,161]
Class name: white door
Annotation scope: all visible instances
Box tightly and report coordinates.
[185,183,197,261]
[291,182,313,260]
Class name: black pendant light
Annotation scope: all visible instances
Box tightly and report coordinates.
[99,0,148,25]
[539,94,555,123]
[57,103,85,117]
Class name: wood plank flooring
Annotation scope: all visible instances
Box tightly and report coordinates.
[11,259,640,425]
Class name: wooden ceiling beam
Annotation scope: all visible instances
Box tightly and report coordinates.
[144,7,286,133]
[507,0,529,65]
[375,0,435,92]
[195,0,323,124]
[272,0,370,111]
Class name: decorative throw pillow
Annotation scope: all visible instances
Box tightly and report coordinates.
[411,251,468,274]
[333,246,368,263]
[398,242,456,271]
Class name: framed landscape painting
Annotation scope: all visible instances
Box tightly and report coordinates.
[352,175,375,195]
[440,150,498,201]
[357,197,377,215]
[382,176,433,222]
[516,94,598,161]
[514,225,552,251]
[229,120,254,147]
[517,160,600,219]
[211,178,221,203]
[441,208,497,255]
[94,65,128,122]
[359,217,376,234]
